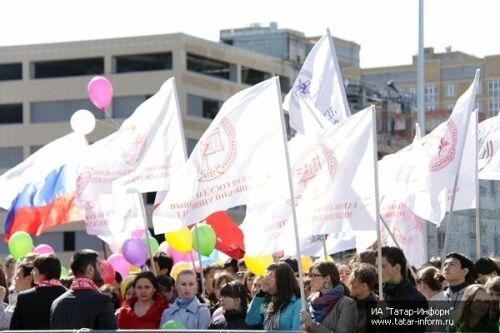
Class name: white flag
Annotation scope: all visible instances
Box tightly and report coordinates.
[241,107,376,256]
[409,70,479,224]
[0,133,87,209]
[153,77,288,234]
[283,31,351,134]
[478,114,500,180]
[76,78,186,242]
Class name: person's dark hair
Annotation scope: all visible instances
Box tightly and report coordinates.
[428,256,442,269]
[474,258,500,278]
[223,259,238,274]
[243,270,256,297]
[153,252,174,275]
[0,266,8,301]
[202,264,222,278]
[157,275,174,292]
[70,249,99,277]
[220,281,248,312]
[100,284,121,309]
[133,271,159,291]
[455,284,492,330]
[237,259,247,271]
[266,262,300,315]
[310,261,341,288]
[279,256,299,274]
[17,261,34,280]
[417,266,445,292]
[214,272,234,289]
[115,271,123,283]
[60,276,74,288]
[359,250,377,266]
[5,255,16,267]
[351,263,377,291]
[446,252,474,283]
[381,247,407,276]
[33,254,61,280]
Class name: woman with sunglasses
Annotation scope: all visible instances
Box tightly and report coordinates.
[301,261,357,333]
[209,281,251,329]
[245,262,301,331]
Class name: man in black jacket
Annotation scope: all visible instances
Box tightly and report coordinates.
[378,246,428,333]
[50,249,116,329]
[10,254,67,329]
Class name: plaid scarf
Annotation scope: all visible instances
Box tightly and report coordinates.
[309,285,345,323]
[70,277,99,291]
[37,279,64,287]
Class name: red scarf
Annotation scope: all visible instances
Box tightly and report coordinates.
[70,277,99,291]
[37,279,64,287]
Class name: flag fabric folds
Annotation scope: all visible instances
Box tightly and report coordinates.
[478,114,500,180]
[153,77,288,234]
[1,133,88,241]
[283,32,351,134]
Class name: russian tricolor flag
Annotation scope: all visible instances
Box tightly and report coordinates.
[0,133,87,242]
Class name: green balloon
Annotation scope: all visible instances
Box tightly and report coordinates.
[146,237,159,255]
[60,266,69,279]
[161,320,185,330]
[8,231,33,260]
[191,224,216,257]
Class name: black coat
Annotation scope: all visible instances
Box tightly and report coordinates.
[209,309,253,330]
[9,285,67,330]
[50,289,117,329]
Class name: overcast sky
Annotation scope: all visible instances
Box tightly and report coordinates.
[2,0,499,68]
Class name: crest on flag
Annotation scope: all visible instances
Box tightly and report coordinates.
[193,117,237,182]
[121,124,148,166]
[75,168,93,209]
[290,144,337,203]
[425,120,458,172]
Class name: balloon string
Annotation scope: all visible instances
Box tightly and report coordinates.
[102,109,121,130]
[96,119,120,131]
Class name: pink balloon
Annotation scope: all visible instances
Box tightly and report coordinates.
[131,229,146,239]
[87,76,113,111]
[108,253,129,279]
[158,241,169,254]
[33,244,55,255]
[168,247,198,264]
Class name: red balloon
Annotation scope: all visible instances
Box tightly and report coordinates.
[100,260,115,284]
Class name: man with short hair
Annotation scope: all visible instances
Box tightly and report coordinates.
[379,247,427,332]
[151,252,174,276]
[10,254,66,329]
[442,252,474,319]
[50,249,116,329]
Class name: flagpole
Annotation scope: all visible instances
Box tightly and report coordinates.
[276,77,307,308]
[137,192,157,275]
[441,70,479,264]
[474,110,481,259]
[171,78,205,292]
[370,105,384,301]
[326,28,351,117]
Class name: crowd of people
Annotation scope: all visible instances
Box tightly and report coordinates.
[0,247,499,332]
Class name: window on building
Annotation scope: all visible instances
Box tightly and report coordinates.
[114,52,172,73]
[186,138,198,157]
[0,63,22,81]
[446,103,454,110]
[0,104,23,124]
[113,95,148,119]
[241,66,271,85]
[489,79,500,117]
[63,232,75,252]
[425,84,438,111]
[30,145,42,154]
[186,53,236,81]
[445,83,457,97]
[279,76,290,94]
[187,94,223,119]
[0,147,23,169]
[33,57,104,79]
[31,99,103,123]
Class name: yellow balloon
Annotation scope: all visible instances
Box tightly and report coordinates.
[314,256,334,264]
[165,227,192,253]
[129,265,140,273]
[120,274,137,299]
[170,261,192,280]
[301,256,314,273]
[244,255,273,276]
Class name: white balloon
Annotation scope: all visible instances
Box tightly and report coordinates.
[70,109,96,135]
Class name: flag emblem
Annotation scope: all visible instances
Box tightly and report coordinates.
[121,124,148,165]
[427,120,458,172]
[193,117,237,182]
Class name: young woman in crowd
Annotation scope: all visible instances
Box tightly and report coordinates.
[209,281,251,329]
[416,266,446,301]
[211,272,234,318]
[348,263,378,333]
[117,271,168,329]
[246,262,301,331]
[243,270,256,301]
[160,269,211,329]
[446,284,497,332]
[301,260,357,333]
[337,263,352,286]
[474,258,500,285]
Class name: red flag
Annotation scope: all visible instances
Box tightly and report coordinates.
[205,211,245,259]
